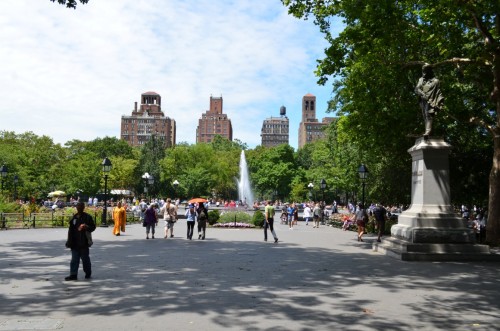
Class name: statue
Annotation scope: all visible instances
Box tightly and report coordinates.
[415,64,444,138]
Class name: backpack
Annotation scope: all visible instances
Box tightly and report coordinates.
[198,209,207,220]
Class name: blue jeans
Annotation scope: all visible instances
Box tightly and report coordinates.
[70,248,91,277]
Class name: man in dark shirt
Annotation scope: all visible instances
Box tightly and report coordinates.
[65,201,96,281]
[373,203,387,243]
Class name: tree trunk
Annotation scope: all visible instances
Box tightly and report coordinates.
[486,36,500,244]
[486,133,500,245]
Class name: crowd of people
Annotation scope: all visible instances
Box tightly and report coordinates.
[63,196,488,281]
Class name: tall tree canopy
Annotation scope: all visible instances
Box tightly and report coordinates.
[283,0,500,243]
[50,0,89,9]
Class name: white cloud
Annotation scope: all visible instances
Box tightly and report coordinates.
[0,0,340,149]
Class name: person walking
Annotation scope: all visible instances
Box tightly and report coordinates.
[112,201,127,236]
[160,198,177,238]
[303,203,312,226]
[264,200,278,243]
[373,203,388,242]
[185,203,196,240]
[355,203,369,242]
[64,201,96,281]
[144,203,158,239]
[312,203,321,228]
[196,203,208,240]
[287,203,296,230]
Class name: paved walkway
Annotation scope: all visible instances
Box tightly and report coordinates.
[1,218,499,331]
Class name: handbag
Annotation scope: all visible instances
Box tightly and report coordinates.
[142,220,146,227]
[86,231,93,247]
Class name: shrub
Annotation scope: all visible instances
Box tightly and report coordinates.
[207,210,219,225]
[218,210,252,224]
[252,210,265,227]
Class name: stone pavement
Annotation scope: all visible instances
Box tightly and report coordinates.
[1,217,499,331]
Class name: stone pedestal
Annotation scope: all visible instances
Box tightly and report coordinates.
[376,137,496,261]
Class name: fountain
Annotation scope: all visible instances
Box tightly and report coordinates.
[237,150,254,207]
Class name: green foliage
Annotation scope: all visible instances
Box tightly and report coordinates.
[252,210,266,227]
[50,0,89,9]
[218,211,252,224]
[207,210,219,225]
[138,135,166,197]
[0,196,20,213]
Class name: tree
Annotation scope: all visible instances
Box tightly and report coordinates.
[283,0,500,244]
[50,0,89,9]
[247,145,298,201]
[137,135,166,197]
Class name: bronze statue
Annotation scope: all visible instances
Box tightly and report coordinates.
[415,64,444,137]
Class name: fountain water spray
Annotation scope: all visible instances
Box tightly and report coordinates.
[237,150,254,207]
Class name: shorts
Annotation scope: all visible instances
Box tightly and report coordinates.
[164,220,175,229]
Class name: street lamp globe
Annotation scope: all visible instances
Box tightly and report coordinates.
[358,164,369,181]
[0,165,7,178]
[320,178,327,190]
[102,157,112,173]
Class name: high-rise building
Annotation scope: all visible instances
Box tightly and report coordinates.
[261,106,289,147]
[196,96,233,143]
[298,93,335,148]
[120,91,176,147]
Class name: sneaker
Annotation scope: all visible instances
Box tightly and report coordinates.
[85,274,91,279]
[152,236,155,239]
[116,233,120,236]
[274,238,279,243]
[170,235,174,238]
[65,275,77,281]
[198,234,202,239]
[146,236,149,239]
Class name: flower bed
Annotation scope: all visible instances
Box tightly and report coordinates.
[212,222,255,228]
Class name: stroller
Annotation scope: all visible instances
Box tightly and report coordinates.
[280,209,288,224]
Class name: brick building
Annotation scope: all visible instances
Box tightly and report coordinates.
[120,92,176,147]
[260,106,289,147]
[196,96,233,143]
[298,93,335,148]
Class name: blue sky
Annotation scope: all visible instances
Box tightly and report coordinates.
[0,0,342,149]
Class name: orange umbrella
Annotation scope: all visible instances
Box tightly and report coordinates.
[188,198,208,204]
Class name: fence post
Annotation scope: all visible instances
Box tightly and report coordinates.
[32,213,36,228]
[1,213,5,229]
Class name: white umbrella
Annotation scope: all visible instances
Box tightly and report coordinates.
[48,190,66,198]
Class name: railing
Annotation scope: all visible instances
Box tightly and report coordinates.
[0,213,29,229]
[0,210,142,229]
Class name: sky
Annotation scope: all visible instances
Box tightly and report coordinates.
[0,0,342,150]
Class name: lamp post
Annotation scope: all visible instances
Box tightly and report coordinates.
[13,175,18,201]
[101,157,112,227]
[142,173,154,203]
[358,164,369,208]
[0,165,7,193]
[173,179,179,200]
[148,175,155,201]
[320,179,326,202]
[308,182,314,200]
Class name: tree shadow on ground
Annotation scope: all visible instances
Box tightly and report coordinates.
[0,227,499,331]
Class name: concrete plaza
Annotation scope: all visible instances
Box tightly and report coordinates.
[1,218,499,331]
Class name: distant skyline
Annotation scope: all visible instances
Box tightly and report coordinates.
[0,0,342,149]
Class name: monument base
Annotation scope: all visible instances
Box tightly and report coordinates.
[374,237,498,262]
[375,137,499,261]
